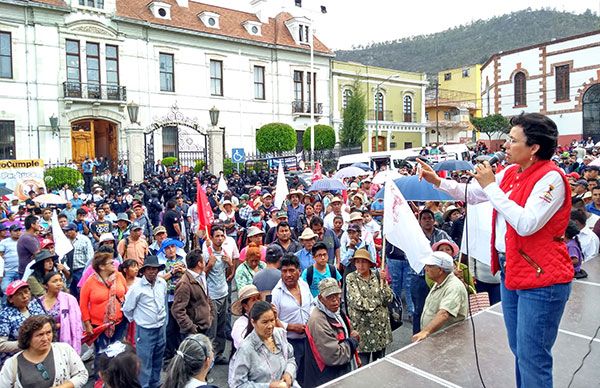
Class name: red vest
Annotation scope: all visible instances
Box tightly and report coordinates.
[490,161,573,290]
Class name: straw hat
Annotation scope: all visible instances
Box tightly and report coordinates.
[349,212,363,222]
[231,285,260,316]
[298,228,318,240]
[350,248,375,266]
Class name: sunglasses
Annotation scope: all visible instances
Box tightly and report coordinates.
[36,363,49,380]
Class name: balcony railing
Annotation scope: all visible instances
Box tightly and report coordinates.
[63,81,127,102]
[292,100,323,115]
[368,110,393,121]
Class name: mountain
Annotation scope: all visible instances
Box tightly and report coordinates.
[335,9,600,76]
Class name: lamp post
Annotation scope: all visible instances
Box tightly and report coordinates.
[209,106,220,127]
[127,101,139,124]
[49,114,59,137]
[125,101,144,184]
[207,106,223,175]
[374,74,400,152]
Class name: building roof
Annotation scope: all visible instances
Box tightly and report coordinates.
[29,0,332,55]
[481,29,600,70]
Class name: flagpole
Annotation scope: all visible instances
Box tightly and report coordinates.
[380,238,386,287]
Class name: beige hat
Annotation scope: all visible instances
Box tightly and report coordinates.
[329,197,342,204]
[350,248,375,266]
[231,285,260,316]
[153,225,167,236]
[319,277,342,298]
[583,191,593,200]
[351,194,364,203]
[298,228,318,240]
[288,189,304,198]
[222,200,233,206]
[247,226,265,238]
[349,182,359,191]
[349,212,363,222]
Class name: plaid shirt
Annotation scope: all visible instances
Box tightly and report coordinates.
[238,204,254,223]
[72,234,94,270]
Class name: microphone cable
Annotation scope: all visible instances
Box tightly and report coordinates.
[463,179,488,388]
[566,315,600,387]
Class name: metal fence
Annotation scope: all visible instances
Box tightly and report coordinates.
[44,152,129,175]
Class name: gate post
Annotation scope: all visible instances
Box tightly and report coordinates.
[208,126,224,175]
[126,124,145,184]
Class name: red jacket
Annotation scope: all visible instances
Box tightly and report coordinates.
[491,161,573,290]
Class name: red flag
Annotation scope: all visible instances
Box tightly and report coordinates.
[313,161,323,182]
[196,180,214,231]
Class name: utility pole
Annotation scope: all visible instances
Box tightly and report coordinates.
[435,80,440,144]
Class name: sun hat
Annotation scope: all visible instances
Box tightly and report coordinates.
[349,212,363,222]
[298,228,318,240]
[431,239,460,257]
[231,285,260,316]
[583,191,593,200]
[443,206,461,222]
[350,248,375,266]
[319,277,342,298]
[153,226,167,236]
[422,251,454,271]
[247,226,265,238]
[329,197,342,204]
[5,280,30,297]
[99,233,115,244]
[116,213,131,223]
[160,238,185,251]
[288,190,304,198]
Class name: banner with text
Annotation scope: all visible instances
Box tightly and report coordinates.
[0,159,46,200]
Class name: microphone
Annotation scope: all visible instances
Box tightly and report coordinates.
[486,151,506,166]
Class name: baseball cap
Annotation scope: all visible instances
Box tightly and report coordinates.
[276,210,288,219]
[40,238,54,249]
[8,224,22,232]
[266,245,284,262]
[576,179,589,187]
[5,280,29,297]
[347,223,361,233]
[153,226,167,236]
[0,224,8,231]
[422,251,454,271]
[318,277,342,298]
[62,222,77,231]
[131,222,143,230]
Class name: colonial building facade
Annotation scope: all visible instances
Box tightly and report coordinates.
[331,61,427,152]
[481,30,600,144]
[0,0,333,170]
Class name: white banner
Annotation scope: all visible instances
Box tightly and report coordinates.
[0,159,46,200]
[384,177,432,273]
[460,202,493,266]
[273,163,289,210]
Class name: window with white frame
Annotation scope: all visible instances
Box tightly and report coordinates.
[210,60,223,96]
[342,89,353,109]
[0,32,12,79]
[79,0,104,8]
[159,53,175,92]
[403,95,413,122]
[254,66,265,100]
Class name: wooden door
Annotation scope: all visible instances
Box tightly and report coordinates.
[71,121,95,164]
[371,136,387,152]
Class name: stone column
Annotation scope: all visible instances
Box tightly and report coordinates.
[208,126,224,175]
[126,125,145,184]
[59,126,72,162]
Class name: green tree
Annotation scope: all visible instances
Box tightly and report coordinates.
[44,167,83,191]
[256,123,297,153]
[471,114,510,142]
[162,157,177,167]
[340,80,366,148]
[303,125,336,150]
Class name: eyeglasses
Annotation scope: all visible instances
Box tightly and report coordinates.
[36,363,50,381]
[505,137,524,145]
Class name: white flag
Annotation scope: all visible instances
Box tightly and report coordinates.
[383,177,432,273]
[51,210,73,261]
[217,173,228,193]
[273,163,289,210]
[460,202,493,266]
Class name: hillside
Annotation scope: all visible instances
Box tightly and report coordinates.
[335,9,600,75]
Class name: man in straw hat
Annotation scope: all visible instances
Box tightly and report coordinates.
[411,251,468,343]
[295,228,318,272]
[286,190,305,230]
[122,255,168,388]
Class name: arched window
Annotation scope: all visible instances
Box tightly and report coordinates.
[375,92,384,120]
[342,89,353,109]
[403,95,413,122]
[514,72,526,107]
[485,79,490,115]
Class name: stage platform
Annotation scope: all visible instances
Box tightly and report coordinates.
[323,258,600,388]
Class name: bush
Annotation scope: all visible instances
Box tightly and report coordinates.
[194,160,207,173]
[256,123,297,153]
[223,158,235,176]
[303,125,336,150]
[44,167,83,191]
[162,157,177,167]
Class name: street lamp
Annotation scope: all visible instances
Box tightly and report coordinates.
[49,114,59,137]
[374,74,400,152]
[209,106,220,127]
[127,101,139,124]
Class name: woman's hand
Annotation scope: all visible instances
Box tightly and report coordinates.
[269,381,287,388]
[84,321,93,335]
[416,159,442,187]
[282,372,293,388]
[468,161,495,189]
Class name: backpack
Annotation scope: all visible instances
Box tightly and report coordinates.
[306,264,336,287]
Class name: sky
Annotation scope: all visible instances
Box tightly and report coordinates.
[318,0,600,50]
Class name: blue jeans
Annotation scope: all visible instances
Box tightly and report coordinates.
[387,259,414,315]
[1,271,21,293]
[499,254,571,388]
[410,274,430,334]
[137,326,166,388]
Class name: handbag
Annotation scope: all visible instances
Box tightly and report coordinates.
[376,271,403,331]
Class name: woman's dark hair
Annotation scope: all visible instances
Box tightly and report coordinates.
[119,259,139,278]
[510,112,558,160]
[92,251,113,272]
[162,334,213,388]
[186,248,203,269]
[97,344,141,388]
[245,301,273,338]
[18,315,56,349]
[565,220,581,240]
[570,209,587,226]
[42,271,61,285]
[418,209,435,220]
[31,255,55,283]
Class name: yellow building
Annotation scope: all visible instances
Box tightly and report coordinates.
[425,64,482,144]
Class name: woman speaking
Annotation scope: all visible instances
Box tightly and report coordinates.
[418,113,572,388]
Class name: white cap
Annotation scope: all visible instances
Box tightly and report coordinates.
[423,251,454,271]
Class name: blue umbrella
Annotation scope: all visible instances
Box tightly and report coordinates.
[374,175,454,201]
[351,162,372,171]
[308,178,347,192]
[433,160,474,172]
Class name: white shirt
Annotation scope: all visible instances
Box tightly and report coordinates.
[578,227,599,261]
[271,278,314,339]
[586,213,599,230]
[201,236,240,260]
[323,211,350,231]
[439,166,565,253]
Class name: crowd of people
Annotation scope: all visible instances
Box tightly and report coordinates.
[0,118,595,387]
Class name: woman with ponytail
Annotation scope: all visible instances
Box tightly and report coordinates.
[162,334,217,388]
